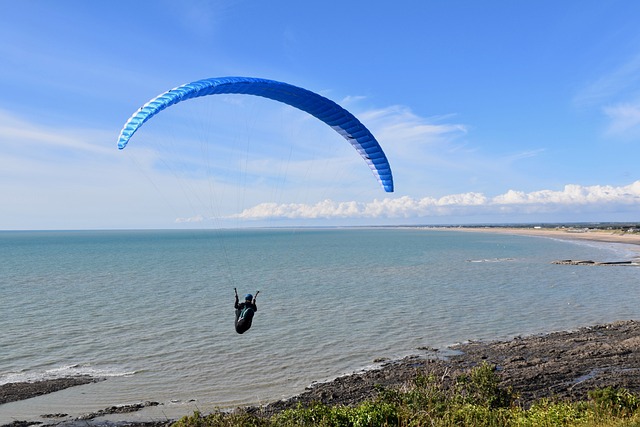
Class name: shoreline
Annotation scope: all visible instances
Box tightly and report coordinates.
[255,319,640,415]
[447,226,640,247]
[444,226,640,262]
[3,320,639,426]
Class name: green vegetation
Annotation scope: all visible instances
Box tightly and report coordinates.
[172,363,640,427]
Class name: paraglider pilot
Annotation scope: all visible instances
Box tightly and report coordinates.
[234,288,258,334]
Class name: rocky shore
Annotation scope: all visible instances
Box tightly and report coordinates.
[254,320,640,415]
[0,377,102,405]
[3,320,639,426]
[552,259,639,266]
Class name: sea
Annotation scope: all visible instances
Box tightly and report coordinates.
[1,228,639,424]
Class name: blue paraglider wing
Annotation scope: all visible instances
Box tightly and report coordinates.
[118,77,393,192]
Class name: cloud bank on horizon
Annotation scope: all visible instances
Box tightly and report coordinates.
[186,181,640,222]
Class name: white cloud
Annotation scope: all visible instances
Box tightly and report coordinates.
[574,52,640,108]
[0,110,113,155]
[229,181,640,220]
[175,215,205,223]
[603,102,640,138]
[573,52,640,140]
[361,105,467,147]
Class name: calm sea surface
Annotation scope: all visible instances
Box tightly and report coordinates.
[1,228,639,423]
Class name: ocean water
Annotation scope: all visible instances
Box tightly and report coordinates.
[1,228,639,423]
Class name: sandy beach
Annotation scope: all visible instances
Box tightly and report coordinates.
[450,226,640,248]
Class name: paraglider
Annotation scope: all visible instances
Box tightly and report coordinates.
[117,77,395,335]
[117,76,394,192]
[234,288,258,334]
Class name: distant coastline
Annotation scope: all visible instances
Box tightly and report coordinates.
[442,225,640,249]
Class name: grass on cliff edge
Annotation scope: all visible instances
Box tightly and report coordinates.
[172,363,640,426]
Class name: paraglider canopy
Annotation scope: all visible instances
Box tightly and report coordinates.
[118,77,393,192]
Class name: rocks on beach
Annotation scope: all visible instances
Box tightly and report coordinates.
[0,377,162,427]
[552,259,640,266]
[254,320,640,415]
[0,377,102,405]
[0,400,164,427]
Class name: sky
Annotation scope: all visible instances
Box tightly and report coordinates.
[2,0,640,230]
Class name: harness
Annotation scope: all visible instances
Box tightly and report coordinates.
[238,306,254,321]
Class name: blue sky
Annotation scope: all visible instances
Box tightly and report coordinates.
[2,0,640,229]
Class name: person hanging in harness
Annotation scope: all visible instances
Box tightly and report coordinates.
[234,288,258,334]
